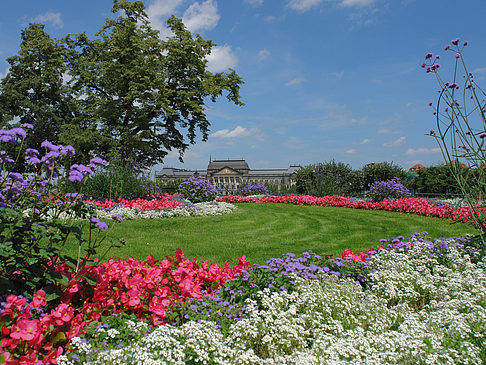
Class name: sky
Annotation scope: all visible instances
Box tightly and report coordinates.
[1,0,486,177]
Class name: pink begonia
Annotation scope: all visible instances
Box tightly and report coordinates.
[32,289,47,308]
[216,195,481,227]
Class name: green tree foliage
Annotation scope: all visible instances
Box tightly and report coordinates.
[411,164,468,197]
[361,162,408,191]
[296,160,363,197]
[0,0,244,169]
[0,24,76,170]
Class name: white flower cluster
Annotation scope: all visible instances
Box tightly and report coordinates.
[96,201,237,220]
[65,240,486,364]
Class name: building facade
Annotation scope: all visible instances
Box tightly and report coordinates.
[156,159,302,194]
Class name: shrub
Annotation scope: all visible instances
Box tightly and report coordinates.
[411,164,468,197]
[237,183,269,196]
[367,177,411,202]
[296,160,363,197]
[361,162,407,191]
[76,162,153,201]
[178,176,218,203]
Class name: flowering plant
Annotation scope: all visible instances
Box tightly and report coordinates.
[0,249,250,363]
[367,177,411,202]
[178,176,218,203]
[237,183,269,196]
[424,38,486,259]
[217,194,482,226]
[0,125,115,303]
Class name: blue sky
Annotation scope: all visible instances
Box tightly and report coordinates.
[1,0,486,176]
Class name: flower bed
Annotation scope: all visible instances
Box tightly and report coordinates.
[0,250,250,363]
[217,195,483,226]
[79,195,237,220]
[55,235,486,364]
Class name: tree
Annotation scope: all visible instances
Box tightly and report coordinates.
[0,23,74,170]
[361,161,408,191]
[62,0,244,168]
[0,0,244,169]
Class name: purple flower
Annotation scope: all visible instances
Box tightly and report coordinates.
[25,148,39,156]
[0,134,15,143]
[425,53,433,59]
[90,157,107,166]
[64,145,75,155]
[9,128,26,139]
[113,214,123,222]
[40,141,59,152]
[68,170,84,182]
[21,123,33,129]
[8,173,24,182]
[463,41,468,46]
[95,221,108,230]
[451,38,459,45]
[455,53,461,59]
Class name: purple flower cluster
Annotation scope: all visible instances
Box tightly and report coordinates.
[367,177,411,202]
[178,176,218,203]
[237,184,269,196]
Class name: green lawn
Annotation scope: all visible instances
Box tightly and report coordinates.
[62,203,476,266]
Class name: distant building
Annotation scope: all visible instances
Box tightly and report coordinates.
[408,164,425,173]
[156,158,302,194]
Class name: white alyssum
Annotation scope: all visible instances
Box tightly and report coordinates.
[65,239,486,364]
[96,201,237,220]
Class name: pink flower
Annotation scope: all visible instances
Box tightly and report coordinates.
[32,290,47,308]
[10,318,39,342]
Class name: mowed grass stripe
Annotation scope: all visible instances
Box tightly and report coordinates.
[63,203,476,265]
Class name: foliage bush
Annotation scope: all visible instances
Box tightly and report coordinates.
[361,162,408,191]
[296,160,363,197]
[367,177,412,202]
[411,164,470,197]
[74,160,153,201]
[178,176,218,203]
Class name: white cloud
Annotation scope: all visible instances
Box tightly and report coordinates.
[285,77,306,86]
[406,147,441,155]
[245,0,264,5]
[383,136,406,147]
[206,45,238,72]
[287,0,324,11]
[264,15,276,22]
[332,71,344,79]
[360,138,370,144]
[32,12,64,28]
[346,148,357,154]
[210,126,255,139]
[257,48,270,62]
[0,67,9,80]
[182,0,220,32]
[147,0,184,36]
[340,0,375,7]
[378,128,400,134]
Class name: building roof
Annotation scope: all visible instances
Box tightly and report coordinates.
[408,164,425,173]
[157,168,206,178]
[207,159,249,171]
